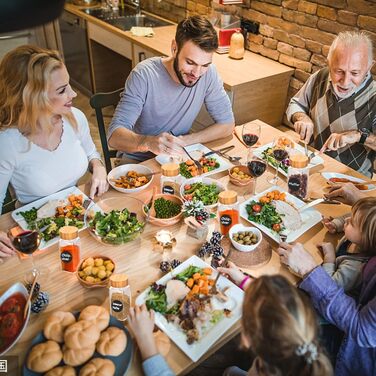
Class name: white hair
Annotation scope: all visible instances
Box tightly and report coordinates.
[328,31,374,67]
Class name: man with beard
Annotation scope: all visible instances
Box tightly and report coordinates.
[108,15,234,162]
[286,31,376,177]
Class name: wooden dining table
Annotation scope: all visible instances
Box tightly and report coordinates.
[1,119,375,375]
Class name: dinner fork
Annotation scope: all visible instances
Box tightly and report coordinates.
[182,146,203,175]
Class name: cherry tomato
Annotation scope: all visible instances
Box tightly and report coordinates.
[184,185,191,191]
[272,223,281,232]
[252,204,262,213]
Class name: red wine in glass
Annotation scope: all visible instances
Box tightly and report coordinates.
[247,160,267,178]
[13,231,41,255]
[273,149,289,162]
[243,133,259,147]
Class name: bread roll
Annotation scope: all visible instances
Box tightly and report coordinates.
[79,358,115,376]
[63,344,95,366]
[96,326,127,356]
[26,340,62,373]
[79,305,110,331]
[64,320,100,349]
[44,311,76,343]
[46,365,76,376]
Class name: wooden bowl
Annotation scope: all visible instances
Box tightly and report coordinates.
[229,165,253,186]
[76,256,115,289]
[143,194,183,227]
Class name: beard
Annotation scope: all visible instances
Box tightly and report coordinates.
[332,82,357,99]
[173,56,201,88]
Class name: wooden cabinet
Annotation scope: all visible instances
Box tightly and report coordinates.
[132,44,157,66]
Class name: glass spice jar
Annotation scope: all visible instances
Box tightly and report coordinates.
[288,153,309,200]
[218,190,239,236]
[109,274,131,321]
[59,226,80,273]
[160,163,181,196]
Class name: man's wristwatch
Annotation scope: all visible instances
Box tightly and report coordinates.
[359,128,371,145]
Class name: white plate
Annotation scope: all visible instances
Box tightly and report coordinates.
[136,255,244,362]
[0,282,31,356]
[321,172,376,192]
[107,164,154,193]
[12,186,91,250]
[180,177,226,209]
[253,143,324,177]
[155,143,233,178]
[239,186,322,243]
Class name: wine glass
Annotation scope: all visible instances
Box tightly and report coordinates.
[267,139,290,186]
[12,230,41,278]
[244,151,267,199]
[242,123,261,148]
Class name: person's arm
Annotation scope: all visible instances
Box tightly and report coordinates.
[0,136,15,214]
[0,231,17,258]
[324,183,367,206]
[320,130,376,153]
[300,266,376,347]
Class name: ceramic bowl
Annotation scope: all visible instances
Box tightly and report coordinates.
[180,177,226,209]
[229,224,262,252]
[85,196,146,246]
[0,282,31,355]
[76,255,115,289]
[228,165,253,186]
[107,164,154,193]
[143,194,183,227]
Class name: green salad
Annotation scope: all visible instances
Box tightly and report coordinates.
[261,147,289,173]
[183,182,220,206]
[88,208,144,245]
[246,200,284,233]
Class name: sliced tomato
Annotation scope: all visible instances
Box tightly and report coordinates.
[184,184,191,191]
[252,204,262,213]
[272,223,281,232]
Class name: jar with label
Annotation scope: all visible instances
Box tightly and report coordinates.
[160,163,181,196]
[109,274,131,321]
[287,153,309,200]
[59,226,80,273]
[218,190,239,236]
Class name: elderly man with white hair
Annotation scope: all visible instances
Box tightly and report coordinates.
[286,31,376,177]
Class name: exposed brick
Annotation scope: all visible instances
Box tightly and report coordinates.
[267,16,300,34]
[317,19,357,34]
[322,45,330,57]
[251,1,282,17]
[316,0,346,9]
[277,42,293,55]
[317,5,336,21]
[306,40,322,54]
[248,33,263,45]
[312,65,322,73]
[290,34,305,48]
[294,69,311,82]
[358,16,376,33]
[273,29,290,43]
[298,1,317,15]
[337,10,358,26]
[263,37,278,49]
[242,9,267,24]
[290,77,304,90]
[293,47,311,61]
[248,42,262,54]
[300,26,335,45]
[282,9,318,28]
[196,0,210,6]
[259,44,280,60]
[263,0,283,4]
[186,0,195,11]
[347,0,376,17]
[279,53,312,72]
[282,0,299,10]
[196,3,209,14]
[311,53,327,67]
[259,24,274,37]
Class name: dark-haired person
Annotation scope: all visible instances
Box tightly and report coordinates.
[108,15,234,162]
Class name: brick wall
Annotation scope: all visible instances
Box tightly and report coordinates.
[143,0,186,23]
[187,0,376,101]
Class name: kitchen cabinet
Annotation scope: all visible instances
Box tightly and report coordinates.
[132,44,157,66]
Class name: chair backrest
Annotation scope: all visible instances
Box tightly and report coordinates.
[89,88,123,173]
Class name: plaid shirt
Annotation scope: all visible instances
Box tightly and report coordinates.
[287,68,376,177]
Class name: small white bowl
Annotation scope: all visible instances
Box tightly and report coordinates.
[107,164,153,193]
[0,282,31,355]
[229,224,262,252]
[180,177,226,209]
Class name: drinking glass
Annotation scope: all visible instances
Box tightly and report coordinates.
[243,150,267,200]
[12,230,41,278]
[267,139,290,186]
[242,123,261,148]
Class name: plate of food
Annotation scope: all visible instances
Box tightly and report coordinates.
[23,305,133,376]
[136,255,244,362]
[155,143,232,179]
[253,137,324,177]
[239,186,322,243]
[11,186,91,250]
[321,172,376,191]
[180,177,226,209]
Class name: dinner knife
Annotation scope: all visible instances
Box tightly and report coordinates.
[203,145,235,157]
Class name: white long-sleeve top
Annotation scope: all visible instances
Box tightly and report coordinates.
[0,107,100,212]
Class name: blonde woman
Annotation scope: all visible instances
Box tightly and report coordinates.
[0,45,108,213]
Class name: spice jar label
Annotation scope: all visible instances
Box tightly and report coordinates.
[60,250,72,263]
[288,177,301,192]
[162,185,175,195]
[111,299,124,313]
[220,214,232,227]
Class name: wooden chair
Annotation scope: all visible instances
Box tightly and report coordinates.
[89,88,123,173]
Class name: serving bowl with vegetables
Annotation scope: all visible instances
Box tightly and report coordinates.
[85,197,146,246]
[229,224,262,252]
